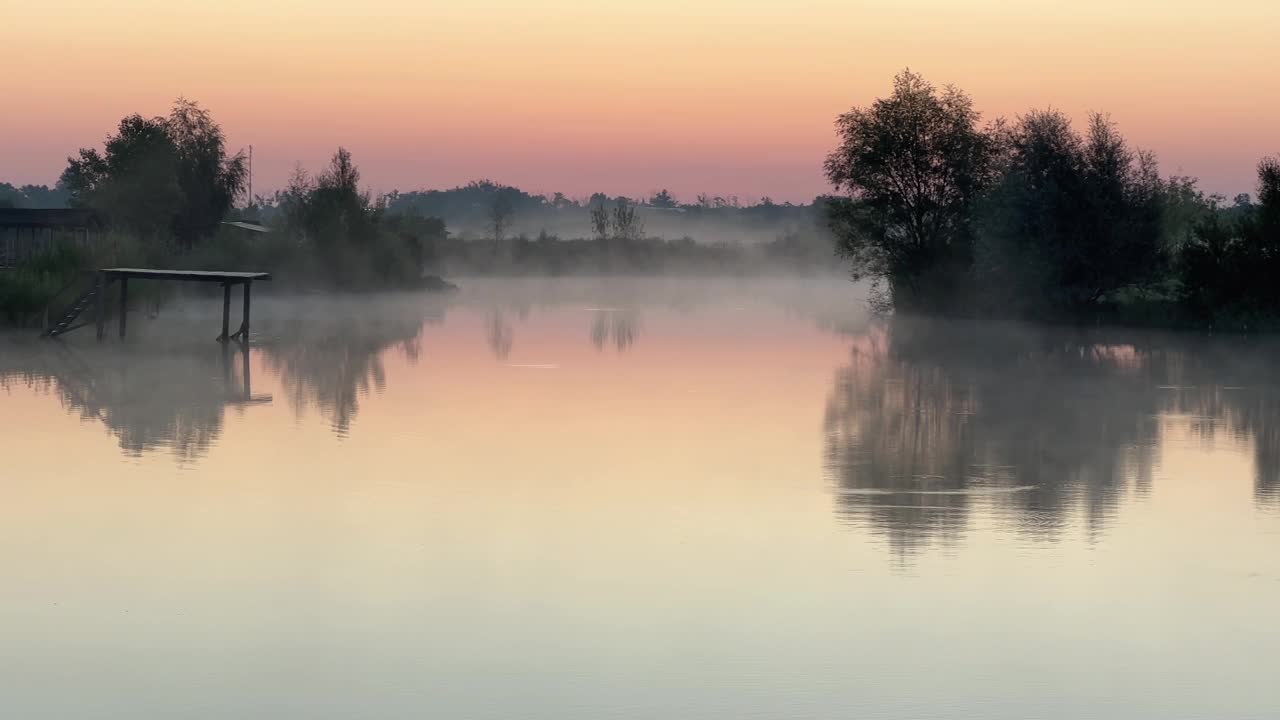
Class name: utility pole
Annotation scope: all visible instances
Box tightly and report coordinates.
[247,144,253,209]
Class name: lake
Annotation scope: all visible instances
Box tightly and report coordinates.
[2,277,1277,719]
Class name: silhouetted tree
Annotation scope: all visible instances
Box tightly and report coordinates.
[649,189,678,208]
[611,198,644,241]
[1259,155,1280,237]
[489,193,514,241]
[1179,155,1280,325]
[293,147,377,253]
[60,98,245,247]
[276,148,448,287]
[383,214,447,275]
[589,199,610,240]
[61,113,183,239]
[824,70,1000,311]
[1159,175,1216,254]
[976,111,1163,314]
[167,98,249,246]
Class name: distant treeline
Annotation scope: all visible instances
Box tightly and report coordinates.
[245,169,836,276]
[418,231,836,277]
[825,70,1280,330]
[398,184,821,246]
[0,183,68,209]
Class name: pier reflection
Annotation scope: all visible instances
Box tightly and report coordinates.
[1,341,268,461]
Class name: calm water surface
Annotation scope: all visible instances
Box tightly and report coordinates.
[2,278,1278,719]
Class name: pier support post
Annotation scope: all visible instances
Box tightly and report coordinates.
[221,339,232,384]
[95,271,106,340]
[241,341,251,398]
[118,277,128,338]
[234,280,252,343]
[219,281,231,342]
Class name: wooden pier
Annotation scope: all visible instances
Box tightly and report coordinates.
[44,268,271,343]
[100,269,271,343]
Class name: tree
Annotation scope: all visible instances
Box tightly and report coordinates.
[824,70,1000,311]
[589,198,610,240]
[59,98,246,247]
[1174,156,1280,326]
[1259,155,1280,239]
[976,111,1164,313]
[649,189,677,208]
[383,214,447,275]
[611,198,644,241]
[1159,175,1215,254]
[296,147,377,252]
[279,148,446,287]
[167,98,248,246]
[489,193,514,241]
[61,113,182,239]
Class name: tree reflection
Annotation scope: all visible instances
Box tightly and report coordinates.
[485,309,514,360]
[825,319,1280,558]
[257,294,446,436]
[1,341,267,462]
[0,293,451,461]
[589,308,640,351]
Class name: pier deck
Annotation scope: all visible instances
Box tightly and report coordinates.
[86,268,272,343]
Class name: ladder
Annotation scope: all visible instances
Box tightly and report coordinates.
[43,281,105,338]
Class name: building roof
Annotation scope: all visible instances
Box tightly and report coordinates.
[0,208,103,228]
[221,221,271,233]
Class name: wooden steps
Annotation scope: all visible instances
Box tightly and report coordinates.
[43,285,101,338]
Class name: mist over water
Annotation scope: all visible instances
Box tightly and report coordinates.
[2,277,1278,719]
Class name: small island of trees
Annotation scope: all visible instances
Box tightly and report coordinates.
[824,70,1280,330]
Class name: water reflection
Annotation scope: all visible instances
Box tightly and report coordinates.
[0,293,448,456]
[589,308,640,352]
[0,342,267,461]
[825,318,1280,559]
[481,305,643,358]
[485,309,514,360]
[257,295,444,436]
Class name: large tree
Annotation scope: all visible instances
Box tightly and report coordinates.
[167,98,248,244]
[824,70,1000,311]
[60,98,246,247]
[60,113,182,239]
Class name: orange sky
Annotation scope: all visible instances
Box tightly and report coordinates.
[2,0,1277,202]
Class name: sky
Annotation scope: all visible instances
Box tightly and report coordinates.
[2,0,1278,203]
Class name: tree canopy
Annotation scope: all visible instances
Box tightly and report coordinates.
[824,70,1001,311]
[976,111,1164,313]
[60,98,246,246]
[821,70,1275,324]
